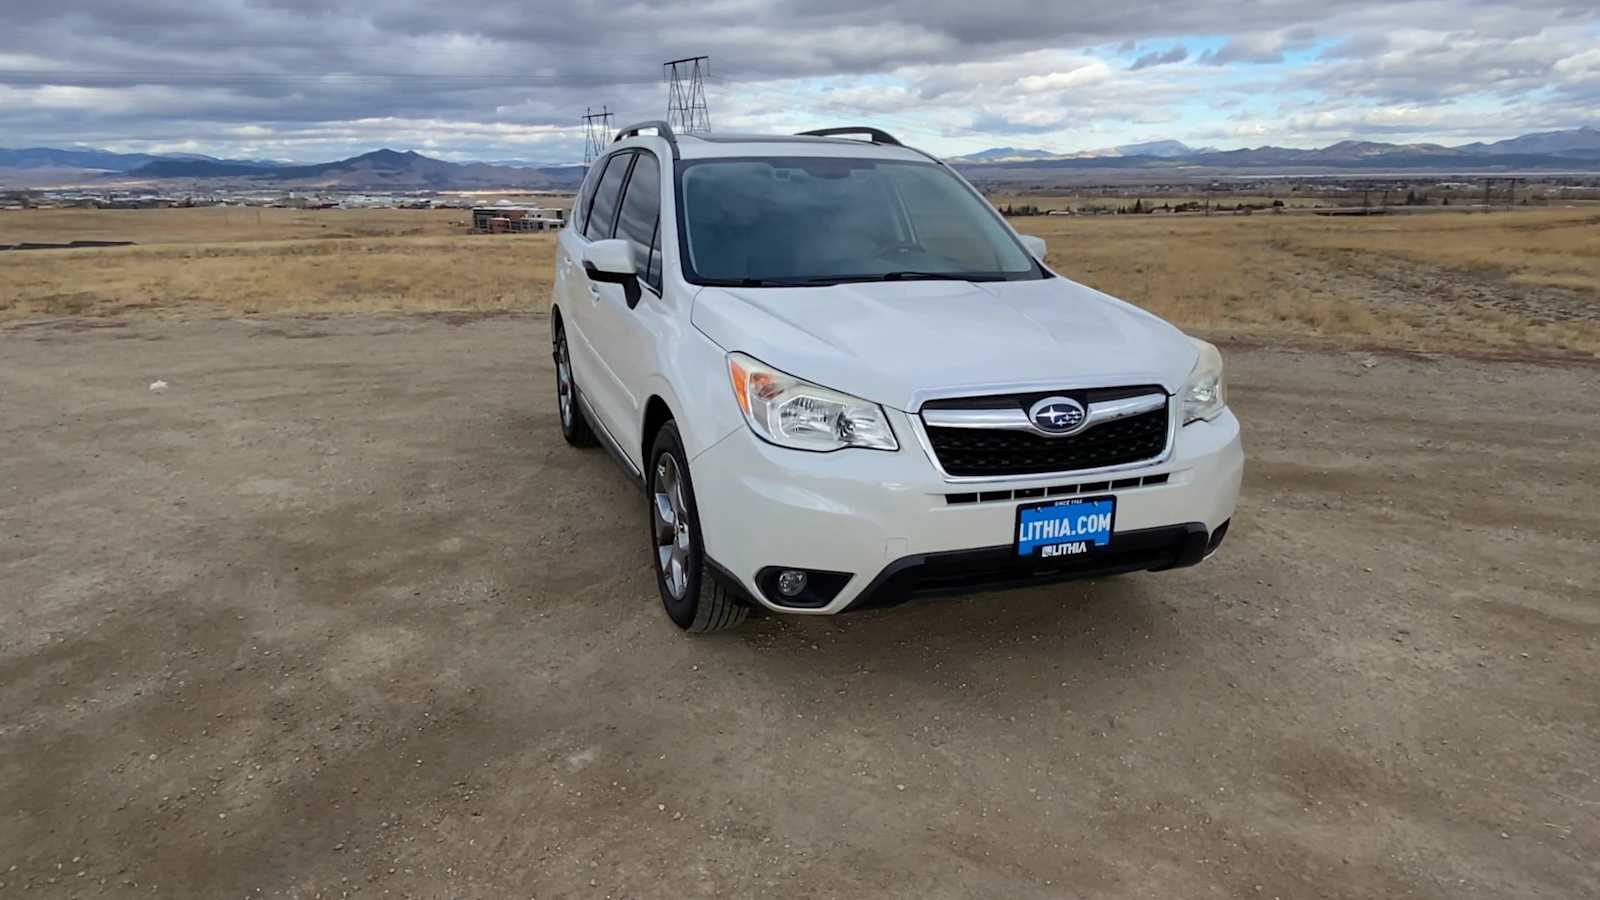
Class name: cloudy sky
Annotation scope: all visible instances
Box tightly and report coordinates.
[2,0,1597,163]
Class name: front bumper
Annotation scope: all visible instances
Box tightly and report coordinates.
[691,407,1243,615]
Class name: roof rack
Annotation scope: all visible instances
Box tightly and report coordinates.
[797,127,903,146]
[612,120,679,159]
[797,127,949,166]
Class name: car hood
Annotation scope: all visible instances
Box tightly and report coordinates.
[690,277,1198,411]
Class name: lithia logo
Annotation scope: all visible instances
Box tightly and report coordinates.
[1027,396,1086,435]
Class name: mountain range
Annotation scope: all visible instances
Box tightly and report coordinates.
[950,139,1216,162]
[0,147,586,190]
[0,147,289,171]
[124,148,585,189]
[949,127,1600,173]
[3,126,1598,190]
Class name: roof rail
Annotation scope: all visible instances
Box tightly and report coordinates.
[797,127,903,146]
[797,127,950,166]
[613,120,679,159]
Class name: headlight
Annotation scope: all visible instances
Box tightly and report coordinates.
[1181,339,1227,425]
[726,352,898,452]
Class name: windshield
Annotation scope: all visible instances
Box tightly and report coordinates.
[677,156,1044,286]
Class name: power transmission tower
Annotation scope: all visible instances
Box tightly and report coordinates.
[664,56,711,134]
[582,106,614,165]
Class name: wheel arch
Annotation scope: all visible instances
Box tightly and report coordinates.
[641,394,675,464]
[549,304,564,356]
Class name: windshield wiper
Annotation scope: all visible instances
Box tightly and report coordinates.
[780,272,994,286]
[698,277,811,288]
[701,273,1006,287]
[881,271,996,282]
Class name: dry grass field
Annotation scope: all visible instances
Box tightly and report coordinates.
[0,208,551,319]
[2,204,1597,357]
[1013,207,1600,356]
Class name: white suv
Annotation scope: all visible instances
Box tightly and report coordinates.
[551,122,1243,632]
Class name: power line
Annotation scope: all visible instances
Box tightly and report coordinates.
[664,56,711,135]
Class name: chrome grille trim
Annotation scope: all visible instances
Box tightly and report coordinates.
[912,391,1177,484]
[922,392,1166,437]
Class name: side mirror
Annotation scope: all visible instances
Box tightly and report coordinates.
[582,239,641,307]
[1018,234,1047,263]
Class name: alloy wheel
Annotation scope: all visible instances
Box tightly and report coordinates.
[556,338,574,428]
[651,454,692,600]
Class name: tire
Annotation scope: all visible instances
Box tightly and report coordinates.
[647,420,748,633]
[553,320,596,448]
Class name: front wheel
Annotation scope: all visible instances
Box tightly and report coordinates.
[554,321,596,448]
[648,421,748,633]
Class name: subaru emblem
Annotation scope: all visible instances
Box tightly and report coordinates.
[1027,396,1086,436]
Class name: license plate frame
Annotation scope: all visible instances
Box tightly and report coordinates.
[1014,495,1117,559]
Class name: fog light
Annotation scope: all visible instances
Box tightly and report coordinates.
[776,569,808,598]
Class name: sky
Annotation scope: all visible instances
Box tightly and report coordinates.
[2,0,1597,164]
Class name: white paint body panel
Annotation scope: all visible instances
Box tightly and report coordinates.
[690,278,1197,411]
[692,409,1242,614]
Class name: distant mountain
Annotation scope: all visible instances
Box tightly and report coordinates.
[946,127,1600,183]
[0,146,284,171]
[10,126,1598,191]
[949,147,1061,163]
[1457,125,1600,157]
[0,147,172,171]
[131,159,279,178]
[123,148,586,189]
[949,127,1599,169]
[1109,140,1212,158]
[951,141,1209,162]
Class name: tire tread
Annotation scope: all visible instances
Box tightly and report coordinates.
[649,420,749,634]
[556,322,597,448]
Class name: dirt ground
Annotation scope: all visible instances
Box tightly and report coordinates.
[1,314,1596,899]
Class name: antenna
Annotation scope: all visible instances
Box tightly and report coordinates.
[582,105,614,165]
[664,56,711,135]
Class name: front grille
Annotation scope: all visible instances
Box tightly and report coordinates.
[922,389,1169,478]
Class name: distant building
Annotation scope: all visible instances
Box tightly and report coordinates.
[471,206,565,233]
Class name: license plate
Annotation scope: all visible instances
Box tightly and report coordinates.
[1015,496,1116,559]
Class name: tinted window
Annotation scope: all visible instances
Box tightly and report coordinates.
[615,153,661,291]
[584,152,632,240]
[679,157,1041,285]
[572,161,604,233]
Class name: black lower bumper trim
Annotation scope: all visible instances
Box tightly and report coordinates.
[844,522,1211,612]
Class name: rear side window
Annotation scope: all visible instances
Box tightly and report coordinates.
[584,152,633,240]
[615,153,661,292]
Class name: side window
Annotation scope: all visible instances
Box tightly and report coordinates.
[584,152,633,241]
[614,152,662,292]
[572,160,605,234]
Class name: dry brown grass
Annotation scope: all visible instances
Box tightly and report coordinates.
[1,209,554,320]
[1012,208,1600,356]
[0,207,472,244]
[2,205,1596,357]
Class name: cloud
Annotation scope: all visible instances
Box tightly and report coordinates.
[1200,30,1315,65]
[1129,46,1189,70]
[0,1,1596,160]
